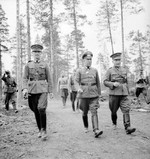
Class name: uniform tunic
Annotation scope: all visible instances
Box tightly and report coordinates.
[104,66,129,95]
[76,67,101,114]
[23,61,52,94]
[23,61,52,110]
[103,66,130,114]
[76,67,101,98]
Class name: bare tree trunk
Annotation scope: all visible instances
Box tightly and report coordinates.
[106,0,114,55]
[0,41,2,106]
[137,30,143,76]
[16,0,22,108]
[73,0,79,68]
[26,0,31,61]
[49,0,54,86]
[120,0,125,66]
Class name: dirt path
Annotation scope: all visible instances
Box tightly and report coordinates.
[0,99,150,159]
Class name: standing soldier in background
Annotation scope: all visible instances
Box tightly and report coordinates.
[68,69,79,112]
[76,51,103,138]
[103,52,136,134]
[22,44,53,141]
[1,70,18,113]
[135,71,149,105]
[57,71,69,108]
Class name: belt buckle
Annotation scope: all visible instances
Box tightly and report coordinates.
[88,83,92,86]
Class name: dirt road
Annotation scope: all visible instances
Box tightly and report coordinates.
[0,99,150,159]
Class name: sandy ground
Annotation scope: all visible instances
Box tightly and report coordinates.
[0,98,150,159]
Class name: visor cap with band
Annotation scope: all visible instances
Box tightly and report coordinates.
[110,52,122,60]
[82,51,93,59]
[31,44,43,52]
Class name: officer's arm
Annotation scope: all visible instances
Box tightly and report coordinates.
[22,65,29,91]
[96,69,101,95]
[45,64,53,93]
[57,78,60,92]
[103,69,114,89]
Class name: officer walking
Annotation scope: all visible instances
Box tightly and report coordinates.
[103,52,136,134]
[22,44,53,140]
[2,70,18,113]
[76,51,103,138]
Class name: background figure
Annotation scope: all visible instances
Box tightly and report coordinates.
[76,51,103,138]
[22,44,53,141]
[103,52,136,134]
[68,69,79,112]
[1,70,18,113]
[135,73,149,105]
[57,71,69,108]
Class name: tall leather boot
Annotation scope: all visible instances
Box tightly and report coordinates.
[91,114,103,138]
[123,113,136,134]
[82,115,88,128]
[111,113,117,125]
[40,109,47,140]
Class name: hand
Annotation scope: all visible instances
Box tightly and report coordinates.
[78,88,83,93]
[22,89,28,99]
[113,82,120,87]
[49,93,54,99]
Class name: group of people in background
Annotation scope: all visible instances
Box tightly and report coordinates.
[2,42,150,141]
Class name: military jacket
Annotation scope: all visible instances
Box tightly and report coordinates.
[22,61,52,94]
[76,67,101,98]
[103,66,129,95]
[2,75,17,93]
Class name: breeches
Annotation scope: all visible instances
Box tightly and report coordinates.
[80,97,100,116]
[109,95,130,114]
[28,93,48,112]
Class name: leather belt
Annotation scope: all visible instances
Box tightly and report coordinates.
[81,83,96,86]
[29,78,45,81]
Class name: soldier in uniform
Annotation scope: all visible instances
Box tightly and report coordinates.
[2,70,18,113]
[76,51,103,138]
[68,69,79,112]
[57,71,69,108]
[103,52,136,134]
[22,44,53,140]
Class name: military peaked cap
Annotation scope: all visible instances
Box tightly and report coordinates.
[31,44,43,52]
[82,51,93,59]
[110,52,122,59]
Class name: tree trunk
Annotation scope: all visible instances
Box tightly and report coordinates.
[106,0,114,55]
[49,0,54,87]
[120,0,125,66]
[0,41,2,106]
[73,0,79,68]
[26,0,31,61]
[16,0,22,108]
[138,30,143,76]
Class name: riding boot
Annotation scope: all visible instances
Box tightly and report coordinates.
[111,113,117,126]
[123,113,136,134]
[82,115,88,128]
[91,114,103,138]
